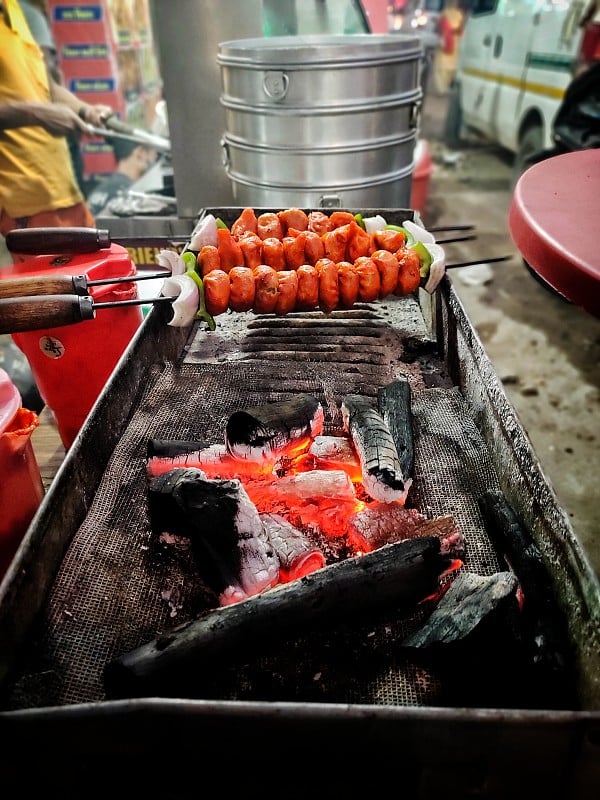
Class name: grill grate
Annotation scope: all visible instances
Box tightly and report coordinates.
[5,297,512,710]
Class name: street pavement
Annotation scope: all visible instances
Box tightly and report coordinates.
[420,87,600,577]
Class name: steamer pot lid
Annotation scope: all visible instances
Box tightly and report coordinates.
[217,34,422,65]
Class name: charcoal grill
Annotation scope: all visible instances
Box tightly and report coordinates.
[0,209,598,798]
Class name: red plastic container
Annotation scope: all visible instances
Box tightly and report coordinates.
[410,138,432,216]
[4,244,144,448]
[0,368,44,580]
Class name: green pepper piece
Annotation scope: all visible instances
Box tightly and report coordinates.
[411,241,432,281]
[182,251,216,331]
[215,217,229,230]
[354,213,365,230]
[384,224,415,246]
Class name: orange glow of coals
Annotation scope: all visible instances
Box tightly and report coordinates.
[419,559,463,604]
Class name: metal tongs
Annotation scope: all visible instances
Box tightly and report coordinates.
[86,114,171,155]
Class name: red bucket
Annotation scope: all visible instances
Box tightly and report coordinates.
[4,244,144,449]
[0,368,44,580]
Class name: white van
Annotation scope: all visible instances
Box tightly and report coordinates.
[445,0,589,169]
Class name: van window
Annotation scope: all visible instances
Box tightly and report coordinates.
[262,0,370,35]
[471,0,497,15]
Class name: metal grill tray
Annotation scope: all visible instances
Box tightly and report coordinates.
[0,209,598,797]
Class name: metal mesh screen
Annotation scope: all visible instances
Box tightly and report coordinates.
[4,297,508,710]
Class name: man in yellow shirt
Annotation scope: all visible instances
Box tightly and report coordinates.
[0,0,113,243]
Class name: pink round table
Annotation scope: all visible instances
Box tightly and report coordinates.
[509,149,600,317]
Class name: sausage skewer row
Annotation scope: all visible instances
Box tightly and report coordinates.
[164,209,450,328]
[162,247,425,329]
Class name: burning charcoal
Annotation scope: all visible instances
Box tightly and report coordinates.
[377,377,414,478]
[104,535,462,698]
[478,490,576,708]
[147,440,275,479]
[261,513,326,582]
[308,435,362,480]
[346,505,464,556]
[225,395,324,462]
[401,571,519,648]
[341,394,412,504]
[148,468,279,606]
[247,469,357,505]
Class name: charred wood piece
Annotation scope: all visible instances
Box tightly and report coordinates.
[147,440,274,479]
[377,377,414,479]
[478,490,575,708]
[342,394,411,504]
[225,395,324,462]
[347,505,464,556]
[261,513,326,582]
[401,570,519,647]
[104,536,458,698]
[307,435,361,478]
[148,468,279,606]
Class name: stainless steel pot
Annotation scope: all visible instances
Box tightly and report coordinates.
[218,34,423,207]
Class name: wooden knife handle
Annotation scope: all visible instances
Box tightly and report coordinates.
[5,227,110,254]
[0,274,83,298]
[0,295,95,333]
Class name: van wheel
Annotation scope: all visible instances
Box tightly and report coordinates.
[514,125,544,178]
[443,83,463,149]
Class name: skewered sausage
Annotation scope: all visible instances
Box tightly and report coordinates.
[346,220,372,261]
[252,265,279,314]
[238,231,263,270]
[231,207,258,238]
[198,244,221,277]
[278,207,309,235]
[329,211,356,227]
[314,257,340,313]
[303,230,325,265]
[229,266,255,312]
[371,249,400,298]
[296,264,320,311]
[274,270,299,315]
[217,228,244,273]
[257,212,284,240]
[323,225,350,263]
[283,234,306,270]
[307,210,335,235]
[204,269,230,316]
[395,248,422,296]
[371,228,406,252]
[262,237,286,271]
[337,261,359,309]
[354,256,381,303]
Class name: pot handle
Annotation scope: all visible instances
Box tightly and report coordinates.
[262,70,289,101]
[220,137,230,169]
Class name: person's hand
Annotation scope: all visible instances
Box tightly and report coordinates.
[78,103,114,127]
[30,102,93,135]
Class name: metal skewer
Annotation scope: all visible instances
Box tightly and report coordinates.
[428,224,476,232]
[434,235,478,244]
[446,255,513,269]
[0,271,171,299]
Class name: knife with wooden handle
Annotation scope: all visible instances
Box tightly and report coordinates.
[0,294,175,334]
[5,227,111,254]
[0,270,170,299]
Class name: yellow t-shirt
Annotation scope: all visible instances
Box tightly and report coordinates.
[0,0,83,218]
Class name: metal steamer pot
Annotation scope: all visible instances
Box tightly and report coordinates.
[218,34,423,208]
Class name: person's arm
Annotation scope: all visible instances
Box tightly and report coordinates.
[49,77,113,127]
[0,99,90,134]
[0,79,113,135]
